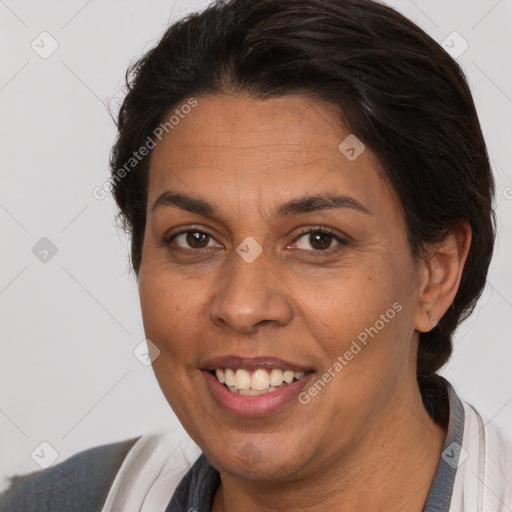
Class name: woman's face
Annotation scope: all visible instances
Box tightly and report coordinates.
[138,93,428,480]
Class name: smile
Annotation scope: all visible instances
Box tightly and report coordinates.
[213,368,307,395]
[201,356,316,417]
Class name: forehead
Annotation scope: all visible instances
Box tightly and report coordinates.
[147,93,398,220]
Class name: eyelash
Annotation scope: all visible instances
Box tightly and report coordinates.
[162,226,348,253]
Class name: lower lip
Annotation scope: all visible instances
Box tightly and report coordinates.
[202,370,316,417]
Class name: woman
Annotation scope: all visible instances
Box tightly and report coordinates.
[2,0,511,510]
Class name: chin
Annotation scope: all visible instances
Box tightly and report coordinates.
[200,432,312,482]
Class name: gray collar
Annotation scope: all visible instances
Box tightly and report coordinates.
[423,377,465,511]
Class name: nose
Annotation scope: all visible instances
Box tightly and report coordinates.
[208,247,294,334]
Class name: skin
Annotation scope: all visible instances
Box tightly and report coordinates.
[138,93,471,511]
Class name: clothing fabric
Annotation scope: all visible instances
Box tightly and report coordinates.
[0,437,138,512]
[1,379,511,511]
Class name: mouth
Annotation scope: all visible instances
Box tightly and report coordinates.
[201,356,316,417]
[210,367,311,395]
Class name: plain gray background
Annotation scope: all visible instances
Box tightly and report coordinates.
[1,0,511,491]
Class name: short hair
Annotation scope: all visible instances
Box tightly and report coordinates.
[109,0,496,411]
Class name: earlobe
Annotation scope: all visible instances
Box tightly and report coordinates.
[414,221,472,333]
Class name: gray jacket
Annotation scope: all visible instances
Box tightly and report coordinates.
[0,437,139,512]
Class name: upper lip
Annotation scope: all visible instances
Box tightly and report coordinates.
[201,355,312,373]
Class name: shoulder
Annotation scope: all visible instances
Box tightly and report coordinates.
[0,436,140,512]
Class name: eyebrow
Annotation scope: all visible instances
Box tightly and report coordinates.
[277,192,371,216]
[151,190,372,217]
[151,190,217,216]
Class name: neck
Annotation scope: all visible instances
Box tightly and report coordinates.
[211,381,447,512]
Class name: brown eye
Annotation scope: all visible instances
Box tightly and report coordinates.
[186,231,209,248]
[169,230,218,249]
[309,232,333,250]
[294,229,346,251]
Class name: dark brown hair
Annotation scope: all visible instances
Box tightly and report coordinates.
[109,0,496,415]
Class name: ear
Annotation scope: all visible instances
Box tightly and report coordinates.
[414,221,472,333]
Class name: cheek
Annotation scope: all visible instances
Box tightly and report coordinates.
[138,268,203,359]
[302,258,414,373]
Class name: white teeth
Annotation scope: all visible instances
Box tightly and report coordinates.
[215,368,225,384]
[214,367,308,391]
[228,386,280,395]
[283,370,294,383]
[225,368,236,387]
[251,369,270,390]
[238,389,259,395]
[269,368,284,386]
[234,369,251,390]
